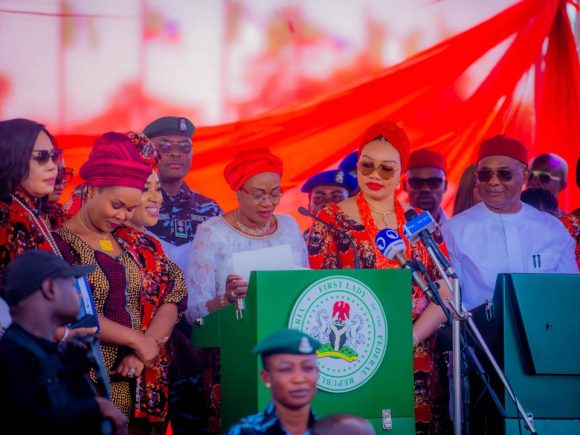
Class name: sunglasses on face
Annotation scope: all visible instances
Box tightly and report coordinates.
[240,186,284,203]
[476,167,524,183]
[407,177,445,190]
[56,167,74,184]
[31,149,62,165]
[312,192,348,204]
[357,159,399,180]
[528,170,561,184]
[155,140,193,154]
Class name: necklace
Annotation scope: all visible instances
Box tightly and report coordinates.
[367,204,396,226]
[77,213,114,252]
[11,194,62,257]
[234,208,273,237]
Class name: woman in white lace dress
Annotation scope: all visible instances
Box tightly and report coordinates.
[186,148,308,323]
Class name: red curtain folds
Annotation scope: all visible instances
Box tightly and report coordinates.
[55,0,580,227]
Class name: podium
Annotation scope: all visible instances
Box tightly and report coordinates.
[191,269,416,433]
[476,273,580,434]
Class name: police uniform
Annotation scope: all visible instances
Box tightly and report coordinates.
[143,116,223,268]
[226,329,321,435]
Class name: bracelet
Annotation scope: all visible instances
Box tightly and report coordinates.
[219,294,228,307]
[412,331,419,347]
[59,326,70,344]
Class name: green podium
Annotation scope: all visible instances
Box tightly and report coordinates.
[489,273,580,434]
[191,269,416,433]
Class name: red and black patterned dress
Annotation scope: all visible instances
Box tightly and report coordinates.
[53,225,187,433]
[559,213,580,270]
[0,189,60,283]
[307,195,447,435]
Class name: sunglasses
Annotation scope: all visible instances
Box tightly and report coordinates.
[240,186,284,203]
[357,159,399,180]
[407,177,445,190]
[476,167,524,183]
[155,140,193,154]
[527,170,561,185]
[31,149,62,165]
[56,167,74,184]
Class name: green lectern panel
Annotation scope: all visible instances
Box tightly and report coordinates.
[510,274,580,375]
[493,273,580,421]
[191,269,416,434]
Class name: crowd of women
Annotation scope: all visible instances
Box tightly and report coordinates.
[2,116,576,435]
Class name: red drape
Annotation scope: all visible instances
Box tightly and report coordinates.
[55,0,580,228]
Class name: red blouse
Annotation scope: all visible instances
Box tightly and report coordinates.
[559,213,580,269]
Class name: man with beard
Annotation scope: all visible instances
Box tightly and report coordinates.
[404,148,448,225]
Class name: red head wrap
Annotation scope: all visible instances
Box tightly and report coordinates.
[224,148,284,191]
[79,132,152,190]
[407,148,446,173]
[359,121,411,171]
[477,134,528,165]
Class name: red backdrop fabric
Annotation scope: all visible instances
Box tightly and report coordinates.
[55,0,580,229]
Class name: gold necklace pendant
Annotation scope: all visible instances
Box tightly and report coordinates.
[368,206,396,226]
[234,208,272,237]
[78,214,115,252]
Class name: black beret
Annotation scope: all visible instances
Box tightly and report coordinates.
[301,169,358,193]
[143,116,195,139]
[253,328,321,356]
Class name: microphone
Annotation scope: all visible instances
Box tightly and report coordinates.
[298,207,361,269]
[403,209,456,278]
[374,228,437,302]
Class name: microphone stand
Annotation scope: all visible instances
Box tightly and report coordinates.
[425,250,537,434]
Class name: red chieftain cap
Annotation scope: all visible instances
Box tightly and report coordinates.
[407,148,446,173]
[477,134,528,165]
[359,121,411,171]
[224,147,284,191]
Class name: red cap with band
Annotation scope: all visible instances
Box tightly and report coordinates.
[407,148,446,173]
[477,134,528,164]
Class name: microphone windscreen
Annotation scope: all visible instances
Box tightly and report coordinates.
[375,228,405,260]
[404,208,418,221]
[298,207,310,217]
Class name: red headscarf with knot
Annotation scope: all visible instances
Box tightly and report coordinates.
[224,148,284,191]
[358,121,411,171]
[79,132,152,190]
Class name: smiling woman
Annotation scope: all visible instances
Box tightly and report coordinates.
[52,132,187,433]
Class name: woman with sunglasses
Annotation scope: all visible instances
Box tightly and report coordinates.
[42,157,74,229]
[307,121,450,435]
[0,118,62,330]
[53,132,187,434]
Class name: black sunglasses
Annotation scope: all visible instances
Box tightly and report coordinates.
[476,167,524,182]
[31,149,62,165]
[407,177,444,190]
[156,140,193,154]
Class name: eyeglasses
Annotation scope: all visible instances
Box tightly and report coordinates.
[528,170,561,185]
[31,149,62,165]
[357,159,400,180]
[407,177,445,190]
[56,167,74,184]
[155,140,193,154]
[240,186,284,203]
[476,167,524,182]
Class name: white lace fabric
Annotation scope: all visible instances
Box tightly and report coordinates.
[185,214,309,323]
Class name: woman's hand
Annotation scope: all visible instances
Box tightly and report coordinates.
[112,354,145,378]
[130,333,161,368]
[225,274,249,302]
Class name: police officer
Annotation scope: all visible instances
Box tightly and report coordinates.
[0,250,128,435]
[301,169,357,240]
[226,328,321,435]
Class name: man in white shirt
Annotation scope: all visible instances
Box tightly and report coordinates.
[443,135,578,311]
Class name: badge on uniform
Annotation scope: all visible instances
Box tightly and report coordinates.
[174,219,189,239]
